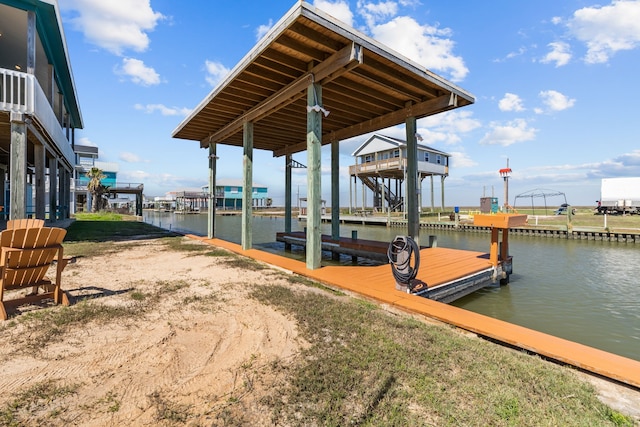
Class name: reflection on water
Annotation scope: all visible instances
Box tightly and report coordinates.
[143,211,640,361]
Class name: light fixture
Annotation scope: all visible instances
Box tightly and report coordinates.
[15,64,21,70]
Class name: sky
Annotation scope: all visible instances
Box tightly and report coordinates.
[57,0,640,208]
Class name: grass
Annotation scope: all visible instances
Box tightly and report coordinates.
[252,285,634,426]
[0,381,79,426]
[1,213,635,426]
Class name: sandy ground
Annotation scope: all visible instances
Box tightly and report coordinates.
[0,236,638,426]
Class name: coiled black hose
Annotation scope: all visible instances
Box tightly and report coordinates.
[387,236,420,286]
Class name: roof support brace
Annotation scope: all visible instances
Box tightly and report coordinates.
[201,42,363,148]
[274,93,456,157]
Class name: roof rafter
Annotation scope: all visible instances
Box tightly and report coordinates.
[201,42,363,148]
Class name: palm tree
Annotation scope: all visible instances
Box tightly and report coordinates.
[86,167,107,212]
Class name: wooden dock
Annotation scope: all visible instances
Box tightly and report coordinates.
[190,235,640,390]
[276,231,499,302]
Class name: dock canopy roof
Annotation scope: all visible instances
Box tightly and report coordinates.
[172,1,474,157]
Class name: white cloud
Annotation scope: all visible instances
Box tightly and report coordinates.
[60,0,164,55]
[312,0,354,26]
[541,41,572,67]
[357,0,398,27]
[538,90,576,112]
[119,152,142,163]
[134,103,191,116]
[256,19,273,41]
[479,119,537,146]
[567,0,640,64]
[450,151,478,168]
[205,60,231,87]
[420,110,482,135]
[498,93,525,112]
[117,58,160,86]
[370,16,468,82]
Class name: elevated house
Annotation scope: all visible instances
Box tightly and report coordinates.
[0,0,82,220]
[72,144,119,212]
[349,134,450,213]
[203,179,269,210]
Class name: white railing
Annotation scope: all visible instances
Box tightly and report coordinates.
[349,158,448,176]
[0,69,34,113]
[0,68,74,165]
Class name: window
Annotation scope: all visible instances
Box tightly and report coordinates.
[231,187,239,193]
[424,152,430,162]
[393,149,400,158]
[382,152,389,160]
[436,155,442,164]
[364,154,373,163]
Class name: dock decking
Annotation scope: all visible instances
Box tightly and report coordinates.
[275,232,498,302]
[191,235,640,390]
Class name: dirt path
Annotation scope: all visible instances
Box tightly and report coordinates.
[0,238,304,425]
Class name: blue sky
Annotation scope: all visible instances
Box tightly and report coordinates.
[58,0,640,208]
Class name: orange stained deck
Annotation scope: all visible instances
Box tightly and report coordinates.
[191,235,640,390]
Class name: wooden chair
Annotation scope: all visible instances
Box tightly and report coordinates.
[0,227,72,320]
[6,218,45,229]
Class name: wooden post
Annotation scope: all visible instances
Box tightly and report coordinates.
[405,115,419,244]
[242,122,253,250]
[441,175,446,211]
[208,143,216,239]
[49,157,58,219]
[331,139,340,241]
[285,154,292,234]
[430,175,434,212]
[500,228,509,261]
[35,144,46,219]
[10,113,27,220]
[306,83,322,269]
[284,154,292,250]
[331,139,340,260]
[489,227,499,267]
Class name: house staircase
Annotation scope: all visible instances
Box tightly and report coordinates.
[358,176,403,211]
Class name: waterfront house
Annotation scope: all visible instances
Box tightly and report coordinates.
[203,179,269,210]
[72,144,118,212]
[0,0,82,220]
[349,134,451,213]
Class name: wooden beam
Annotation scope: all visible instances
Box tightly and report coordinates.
[406,114,419,244]
[201,43,363,148]
[274,94,455,157]
[241,122,253,250]
[306,83,322,270]
[208,143,216,239]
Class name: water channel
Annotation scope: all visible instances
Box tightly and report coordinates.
[143,211,640,362]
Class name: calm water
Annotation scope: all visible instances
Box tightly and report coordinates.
[144,211,640,361]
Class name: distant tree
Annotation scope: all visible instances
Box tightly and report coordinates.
[86,167,107,212]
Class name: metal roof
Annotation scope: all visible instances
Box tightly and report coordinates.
[172,1,474,157]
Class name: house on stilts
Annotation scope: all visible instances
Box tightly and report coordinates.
[349,134,450,214]
[0,0,82,221]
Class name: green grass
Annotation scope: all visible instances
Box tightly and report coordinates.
[252,285,634,426]
[65,212,177,242]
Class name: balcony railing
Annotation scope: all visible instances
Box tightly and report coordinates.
[349,157,448,176]
[0,68,75,165]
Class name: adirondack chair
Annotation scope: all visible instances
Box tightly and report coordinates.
[6,218,45,229]
[0,227,71,320]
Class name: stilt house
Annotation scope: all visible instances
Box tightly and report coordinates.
[349,134,450,212]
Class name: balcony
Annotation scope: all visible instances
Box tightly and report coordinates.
[0,68,75,165]
[349,158,448,177]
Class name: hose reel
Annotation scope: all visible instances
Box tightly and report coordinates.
[387,235,420,291]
